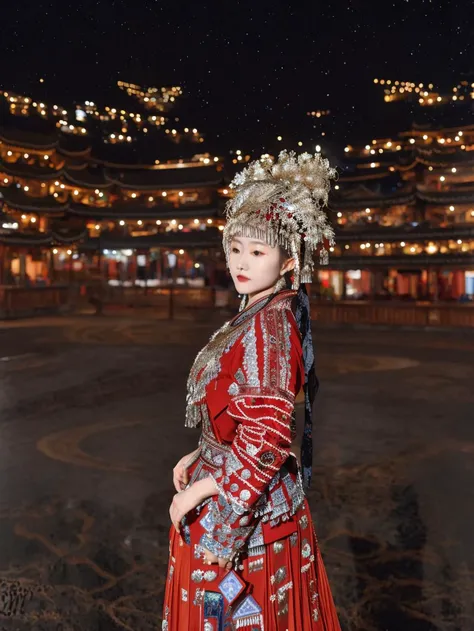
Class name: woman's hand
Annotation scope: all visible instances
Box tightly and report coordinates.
[173,448,199,492]
[202,549,232,570]
[169,476,219,535]
[169,485,203,533]
[168,481,231,570]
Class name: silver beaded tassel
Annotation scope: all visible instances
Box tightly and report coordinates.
[184,401,201,428]
[320,246,329,266]
[235,613,264,629]
[228,222,293,253]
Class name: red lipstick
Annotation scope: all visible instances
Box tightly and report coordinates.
[237,275,249,282]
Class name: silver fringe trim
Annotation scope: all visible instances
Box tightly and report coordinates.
[185,403,201,428]
[289,237,301,290]
[226,222,294,252]
[235,614,264,629]
[320,247,329,266]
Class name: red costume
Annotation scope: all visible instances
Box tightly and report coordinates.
[162,290,341,630]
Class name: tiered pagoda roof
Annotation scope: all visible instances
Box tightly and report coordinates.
[57,135,92,157]
[330,187,415,210]
[68,200,220,220]
[333,122,474,212]
[1,188,69,213]
[325,252,474,270]
[0,159,62,180]
[335,224,474,242]
[62,167,114,189]
[1,81,474,269]
[0,227,87,246]
[0,126,58,150]
[416,187,474,204]
[107,164,223,190]
[330,185,474,210]
[81,227,222,250]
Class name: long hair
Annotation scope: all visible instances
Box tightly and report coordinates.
[295,283,318,489]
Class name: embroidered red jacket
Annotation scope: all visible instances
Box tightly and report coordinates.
[184,290,306,561]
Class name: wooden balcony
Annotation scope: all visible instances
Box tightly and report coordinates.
[0,285,71,319]
[1,284,473,329]
[310,299,474,329]
[324,253,474,269]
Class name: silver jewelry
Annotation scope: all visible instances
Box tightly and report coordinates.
[222,150,336,289]
[238,293,248,312]
[273,274,287,294]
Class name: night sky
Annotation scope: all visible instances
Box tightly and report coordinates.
[1,0,473,156]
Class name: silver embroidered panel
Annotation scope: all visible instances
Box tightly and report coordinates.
[242,319,260,388]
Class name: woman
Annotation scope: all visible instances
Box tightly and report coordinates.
[163,151,341,630]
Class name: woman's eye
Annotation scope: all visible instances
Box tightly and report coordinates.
[252,251,263,256]
[231,247,240,253]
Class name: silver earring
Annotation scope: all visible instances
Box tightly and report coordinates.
[273,274,287,294]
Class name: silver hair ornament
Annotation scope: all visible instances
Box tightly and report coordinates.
[222,150,337,289]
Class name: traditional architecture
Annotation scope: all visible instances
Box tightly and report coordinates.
[0,82,231,288]
[1,79,474,300]
[319,81,474,301]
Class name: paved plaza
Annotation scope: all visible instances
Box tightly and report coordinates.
[0,314,473,630]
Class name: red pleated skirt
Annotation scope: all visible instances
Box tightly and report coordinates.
[162,498,341,630]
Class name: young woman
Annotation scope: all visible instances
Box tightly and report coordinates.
[163,151,341,630]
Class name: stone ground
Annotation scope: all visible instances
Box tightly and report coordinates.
[0,313,473,631]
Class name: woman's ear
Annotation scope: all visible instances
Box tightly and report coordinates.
[281,257,295,275]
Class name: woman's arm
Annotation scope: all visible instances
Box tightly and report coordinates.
[169,476,216,533]
[172,446,201,492]
[169,476,232,569]
[189,475,218,503]
[197,306,303,561]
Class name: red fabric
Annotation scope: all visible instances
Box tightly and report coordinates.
[162,292,341,629]
[162,500,341,630]
[196,294,306,558]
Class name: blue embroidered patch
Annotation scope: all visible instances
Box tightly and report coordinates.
[203,591,224,628]
[232,594,262,620]
[271,487,286,506]
[218,570,245,604]
[181,516,191,545]
[199,510,216,533]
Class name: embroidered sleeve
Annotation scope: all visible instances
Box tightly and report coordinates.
[199,304,303,560]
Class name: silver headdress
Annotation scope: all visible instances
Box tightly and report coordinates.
[223,150,337,289]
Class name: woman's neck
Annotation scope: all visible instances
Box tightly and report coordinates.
[247,285,276,307]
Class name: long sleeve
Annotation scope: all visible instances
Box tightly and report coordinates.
[199,302,304,560]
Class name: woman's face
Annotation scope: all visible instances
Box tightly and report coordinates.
[228,235,294,298]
